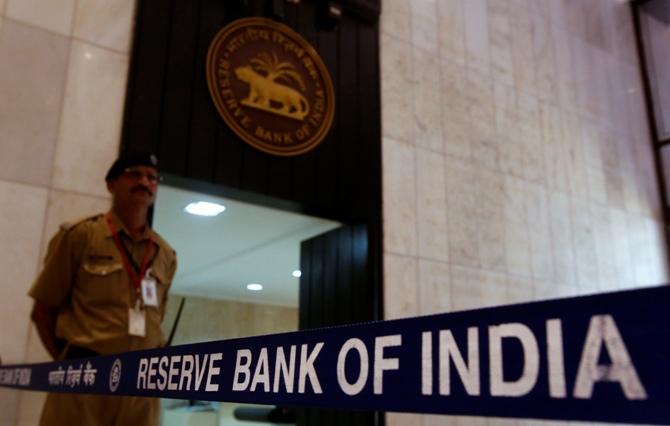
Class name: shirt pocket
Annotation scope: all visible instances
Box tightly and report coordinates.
[82,261,124,276]
[79,260,127,306]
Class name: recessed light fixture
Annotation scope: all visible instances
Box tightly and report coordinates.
[292,270,302,278]
[184,201,226,217]
[247,283,263,291]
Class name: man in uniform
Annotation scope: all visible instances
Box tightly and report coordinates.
[29,153,177,426]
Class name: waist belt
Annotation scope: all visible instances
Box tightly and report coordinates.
[64,345,99,360]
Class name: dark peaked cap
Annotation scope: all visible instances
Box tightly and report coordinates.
[105,153,159,181]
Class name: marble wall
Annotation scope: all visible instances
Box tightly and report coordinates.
[381,0,669,425]
[0,0,134,424]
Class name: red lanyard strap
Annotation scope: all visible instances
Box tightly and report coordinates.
[105,213,153,293]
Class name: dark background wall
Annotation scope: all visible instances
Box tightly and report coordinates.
[121,0,381,224]
[121,0,382,312]
[122,0,383,316]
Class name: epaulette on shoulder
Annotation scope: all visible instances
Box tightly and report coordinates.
[59,213,103,232]
[151,231,176,256]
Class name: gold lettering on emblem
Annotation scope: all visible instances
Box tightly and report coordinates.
[255,126,272,142]
[295,124,311,141]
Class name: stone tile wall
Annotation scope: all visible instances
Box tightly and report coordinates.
[381,0,669,425]
[0,0,134,424]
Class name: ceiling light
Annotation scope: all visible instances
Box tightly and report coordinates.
[247,283,263,291]
[328,2,342,18]
[292,270,302,278]
[184,201,226,216]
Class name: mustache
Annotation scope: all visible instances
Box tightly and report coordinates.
[131,185,153,196]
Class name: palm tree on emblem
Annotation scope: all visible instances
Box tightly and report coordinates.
[234,51,311,120]
[250,52,306,91]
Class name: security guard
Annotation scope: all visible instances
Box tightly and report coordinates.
[29,153,177,426]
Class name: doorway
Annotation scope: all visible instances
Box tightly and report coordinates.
[153,184,341,425]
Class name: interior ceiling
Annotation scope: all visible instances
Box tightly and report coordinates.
[153,186,341,307]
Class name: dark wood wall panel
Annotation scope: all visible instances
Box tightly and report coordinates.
[299,225,376,425]
[121,0,173,155]
[299,225,373,332]
[123,0,380,224]
[157,0,198,175]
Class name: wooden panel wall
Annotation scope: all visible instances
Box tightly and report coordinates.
[299,224,377,425]
[121,0,381,224]
[300,224,373,328]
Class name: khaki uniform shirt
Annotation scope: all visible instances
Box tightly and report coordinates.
[29,212,177,356]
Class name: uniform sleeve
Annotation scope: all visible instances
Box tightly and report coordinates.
[168,251,177,284]
[28,226,88,308]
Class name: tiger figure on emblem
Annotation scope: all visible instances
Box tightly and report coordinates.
[234,52,310,121]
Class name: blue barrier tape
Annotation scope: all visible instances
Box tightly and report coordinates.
[1,286,669,424]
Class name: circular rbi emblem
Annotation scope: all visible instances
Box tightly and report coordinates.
[109,358,122,392]
[206,18,335,156]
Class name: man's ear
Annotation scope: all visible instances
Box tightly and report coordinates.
[106,180,115,194]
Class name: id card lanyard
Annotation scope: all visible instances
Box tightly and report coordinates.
[105,213,154,327]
